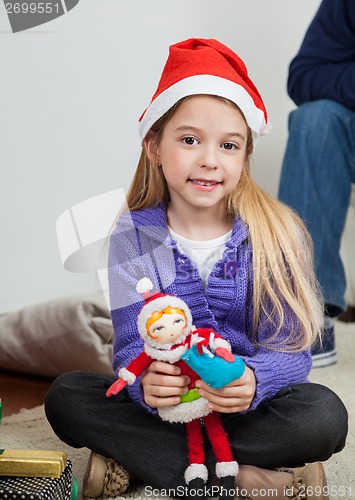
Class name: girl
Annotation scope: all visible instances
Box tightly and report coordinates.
[45,38,347,500]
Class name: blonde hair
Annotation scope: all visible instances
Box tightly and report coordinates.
[146,307,186,339]
[125,95,323,351]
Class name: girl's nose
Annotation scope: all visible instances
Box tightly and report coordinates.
[200,145,218,169]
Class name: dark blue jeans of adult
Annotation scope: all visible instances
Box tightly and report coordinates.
[279,99,355,317]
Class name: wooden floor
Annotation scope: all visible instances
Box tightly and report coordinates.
[0,369,54,418]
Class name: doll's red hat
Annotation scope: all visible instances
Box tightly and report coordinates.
[138,38,270,145]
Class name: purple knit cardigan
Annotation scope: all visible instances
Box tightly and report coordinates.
[109,204,311,413]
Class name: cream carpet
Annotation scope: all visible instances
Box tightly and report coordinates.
[1,320,354,499]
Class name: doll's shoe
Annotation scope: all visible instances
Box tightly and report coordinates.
[83,452,130,498]
[187,477,205,500]
[219,475,235,500]
[284,462,328,499]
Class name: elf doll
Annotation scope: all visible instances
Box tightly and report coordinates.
[106,278,245,497]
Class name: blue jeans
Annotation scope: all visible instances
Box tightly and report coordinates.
[278,100,355,316]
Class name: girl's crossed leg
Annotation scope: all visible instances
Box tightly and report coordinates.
[45,372,347,497]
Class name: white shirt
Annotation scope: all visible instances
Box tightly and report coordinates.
[168,227,232,288]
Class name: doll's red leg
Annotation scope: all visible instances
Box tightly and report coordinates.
[203,411,234,463]
[203,411,238,496]
[184,419,208,487]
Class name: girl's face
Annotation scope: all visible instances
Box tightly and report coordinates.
[148,312,186,344]
[152,95,248,216]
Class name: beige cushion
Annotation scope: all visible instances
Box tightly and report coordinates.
[0,293,114,377]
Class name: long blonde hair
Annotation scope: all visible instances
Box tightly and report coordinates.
[124,95,323,351]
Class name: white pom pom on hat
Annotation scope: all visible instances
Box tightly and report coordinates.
[136,277,154,296]
[138,38,271,146]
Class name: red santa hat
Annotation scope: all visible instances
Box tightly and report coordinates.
[138,38,270,146]
[136,278,193,348]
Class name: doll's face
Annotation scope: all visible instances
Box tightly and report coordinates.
[149,312,187,344]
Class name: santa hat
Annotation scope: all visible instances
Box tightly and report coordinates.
[138,38,270,146]
[136,278,192,348]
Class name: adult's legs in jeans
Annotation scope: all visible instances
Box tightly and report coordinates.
[45,372,347,492]
[278,100,355,315]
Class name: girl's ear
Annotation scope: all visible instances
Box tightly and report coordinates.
[247,144,254,159]
[144,131,160,164]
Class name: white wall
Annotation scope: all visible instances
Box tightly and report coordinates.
[0,0,321,311]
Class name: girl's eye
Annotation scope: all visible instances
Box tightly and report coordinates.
[222,142,237,151]
[183,137,198,145]
[174,319,183,325]
[153,326,164,333]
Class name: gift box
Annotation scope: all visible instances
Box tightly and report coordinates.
[0,449,67,478]
[0,458,74,500]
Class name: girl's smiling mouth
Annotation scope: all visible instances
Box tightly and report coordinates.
[189,178,222,189]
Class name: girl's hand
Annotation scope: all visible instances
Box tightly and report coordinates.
[141,361,190,408]
[195,365,256,413]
